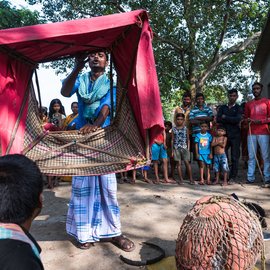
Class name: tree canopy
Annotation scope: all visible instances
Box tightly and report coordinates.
[0,0,41,29]
[27,0,268,111]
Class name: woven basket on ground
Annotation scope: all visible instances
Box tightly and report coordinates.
[175,195,264,270]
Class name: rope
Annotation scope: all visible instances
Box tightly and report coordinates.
[176,196,264,270]
[40,160,129,171]
[21,131,49,155]
[33,140,77,161]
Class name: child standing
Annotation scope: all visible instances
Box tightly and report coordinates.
[194,122,213,185]
[212,126,229,186]
[171,113,194,184]
[151,131,174,184]
[48,98,66,130]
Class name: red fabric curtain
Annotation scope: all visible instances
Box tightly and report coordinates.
[0,54,32,154]
[0,10,163,155]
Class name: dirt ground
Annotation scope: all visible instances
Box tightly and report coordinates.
[31,162,270,270]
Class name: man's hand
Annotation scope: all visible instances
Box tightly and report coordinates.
[79,124,99,134]
[208,153,213,159]
[75,53,89,70]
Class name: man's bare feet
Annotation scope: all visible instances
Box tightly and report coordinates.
[198,180,205,185]
[212,179,218,185]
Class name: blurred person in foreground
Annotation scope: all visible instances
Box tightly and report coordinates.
[0,154,44,270]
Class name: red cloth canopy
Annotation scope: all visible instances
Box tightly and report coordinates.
[0,9,164,155]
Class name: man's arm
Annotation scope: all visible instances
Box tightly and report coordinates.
[216,106,223,124]
[221,106,242,124]
[258,99,270,124]
[61,55,86,97]
[79,105,109,134]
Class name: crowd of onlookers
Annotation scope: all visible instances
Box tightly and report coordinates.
[39,99,79,188]
[41,82,270,188]
[40,99,79,132]
[119,82,270,188]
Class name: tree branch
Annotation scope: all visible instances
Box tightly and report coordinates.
[199,31,261,87]
[153,33,185,53]
[108,1,126,13]
[211,0,232,62]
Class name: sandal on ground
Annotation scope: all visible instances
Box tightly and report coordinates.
[78,242,93,250]
[111,235,135,252]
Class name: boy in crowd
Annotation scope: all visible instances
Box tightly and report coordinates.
[212,126,229,186]
[151,130,175,184]
[171,113,194,184]
[194,122,213,185]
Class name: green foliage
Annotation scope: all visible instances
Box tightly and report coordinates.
[161,88,185,120]
[203,85,227,105]
[26,0,269,104]
[0,0,41,29]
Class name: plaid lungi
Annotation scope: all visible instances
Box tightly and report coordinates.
[66,174,121,243]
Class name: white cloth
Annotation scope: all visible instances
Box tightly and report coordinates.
[66,174,121,243]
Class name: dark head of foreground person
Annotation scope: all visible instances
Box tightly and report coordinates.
[0,154,44,270]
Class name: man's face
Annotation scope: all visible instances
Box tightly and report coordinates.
[252,84,262,98]
[88,52,108,71]
[196,96,204,106]
[228,92,238,104]
[182,97,191,107]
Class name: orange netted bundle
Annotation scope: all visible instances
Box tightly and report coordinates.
[175,195,264,270]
